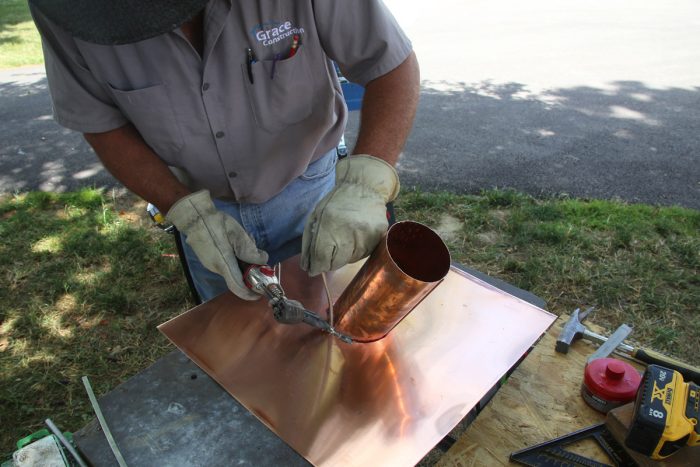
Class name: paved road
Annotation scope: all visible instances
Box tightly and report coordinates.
[1,0,699,208]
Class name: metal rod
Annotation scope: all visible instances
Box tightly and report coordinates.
[584,328,635,353]
[82,375,128,467]
[587,323,633,363]
[44,418,89,467]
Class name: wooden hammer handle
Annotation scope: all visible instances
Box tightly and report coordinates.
[632,347,700,384]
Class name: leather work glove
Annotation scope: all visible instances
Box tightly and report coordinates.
[166,190,268,300]
[301,154,399,276]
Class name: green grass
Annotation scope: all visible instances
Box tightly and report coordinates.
[0,0,44,68]
[0,189,192,456]
[0,188,698,456]
[396,190,699,361]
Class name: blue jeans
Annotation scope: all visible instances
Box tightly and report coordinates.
[180,149,337,302]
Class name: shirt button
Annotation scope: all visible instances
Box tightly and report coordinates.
[228,171,238,178]
[215,131,225,138]
[202,83,210,91]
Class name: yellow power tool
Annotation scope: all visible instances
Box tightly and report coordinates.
[625,364,699,459]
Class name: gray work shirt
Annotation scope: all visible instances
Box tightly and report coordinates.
[31,0,412,203]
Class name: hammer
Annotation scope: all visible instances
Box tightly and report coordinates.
[556,307,700,384]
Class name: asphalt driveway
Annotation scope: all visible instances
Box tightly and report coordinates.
[1,0,699,208]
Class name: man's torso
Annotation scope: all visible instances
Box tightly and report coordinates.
[33,0,412,203]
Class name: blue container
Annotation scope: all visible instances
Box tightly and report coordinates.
[341,81,365,111]
[334,63,364,111]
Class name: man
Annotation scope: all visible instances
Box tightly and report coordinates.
[29,0,420,303]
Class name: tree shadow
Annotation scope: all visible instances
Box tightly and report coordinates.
[408,81,700,209]
[2,75,699,208]
[0,194,192,454]
[0,76,124,195]
[347,79,700,209]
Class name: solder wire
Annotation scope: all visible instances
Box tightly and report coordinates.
[82,376,128,467]
[321,272,333,326]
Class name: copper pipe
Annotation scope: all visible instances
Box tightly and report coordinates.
[334,221,451,342]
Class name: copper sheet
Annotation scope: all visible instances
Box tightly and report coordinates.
[159,260,556,467]
[334,221,451,342]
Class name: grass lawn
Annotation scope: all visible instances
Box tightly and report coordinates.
[0,0,43,68]
[0,190,193,457]
[396,190,699,353]
[1,188,698,456]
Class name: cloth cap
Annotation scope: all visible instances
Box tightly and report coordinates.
[29,0,210,45]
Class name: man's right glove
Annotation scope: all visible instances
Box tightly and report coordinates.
[301,155,399,276]
[166,190,268,300]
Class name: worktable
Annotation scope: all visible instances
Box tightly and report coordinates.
[437,315,612,465]
[436,316,699,466]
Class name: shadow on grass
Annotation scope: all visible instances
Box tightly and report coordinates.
[0,0,34,44]
[0,191,192,455]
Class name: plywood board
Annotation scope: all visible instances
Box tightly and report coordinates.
[437,315,641,466]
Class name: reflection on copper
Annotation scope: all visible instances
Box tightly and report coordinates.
[334,221,451,342]
[159,255,556,467]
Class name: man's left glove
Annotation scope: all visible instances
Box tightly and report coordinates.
[167,190,268,300]
[301,154,399,276]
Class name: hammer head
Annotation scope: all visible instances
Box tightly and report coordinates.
[555,307,594,353]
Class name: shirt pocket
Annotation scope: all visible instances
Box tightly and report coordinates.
[242,46,314,133]
[107,83,184,158]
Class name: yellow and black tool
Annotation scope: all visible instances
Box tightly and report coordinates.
[625,364,699,459]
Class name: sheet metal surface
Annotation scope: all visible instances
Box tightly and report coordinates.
[159,263,556,466]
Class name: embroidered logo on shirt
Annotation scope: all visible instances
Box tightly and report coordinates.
[251,21,304,47]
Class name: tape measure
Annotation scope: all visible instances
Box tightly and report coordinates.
[625,364,700,459]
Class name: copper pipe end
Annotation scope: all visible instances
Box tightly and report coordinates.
[334,221,451,342]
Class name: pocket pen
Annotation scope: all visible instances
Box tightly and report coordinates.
[246,48,255,84]
[288,34,299,58]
